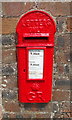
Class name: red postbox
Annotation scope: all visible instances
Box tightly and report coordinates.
[16,10,56,103]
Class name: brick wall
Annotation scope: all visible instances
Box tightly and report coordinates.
[1,2,72,119]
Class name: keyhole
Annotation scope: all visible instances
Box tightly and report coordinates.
[24,69,26,72]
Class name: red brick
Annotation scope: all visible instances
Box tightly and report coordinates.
[23,102,52,112]
[2,17,19,34]
[3,101,20,112]
[67,17,72,32]
[36,113,51,118]
[2,2,35,17]
[2,48,16,64]
[23,2,35,13]
[38,2,71,17]
[2,2,24,16]
[21,112,35,118]
[52,90,70,101]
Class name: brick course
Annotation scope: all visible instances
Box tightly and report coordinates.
[3,101,20,112]
[52,90,70,101]
[2,18,19,34]
[1,2,72,119]
[38,2,71,16]
[2,2,24,17]
[2,48,16,64]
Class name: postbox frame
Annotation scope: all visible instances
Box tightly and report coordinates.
[16,10,56,103]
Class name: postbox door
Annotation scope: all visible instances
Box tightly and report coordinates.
[17,46,54,103]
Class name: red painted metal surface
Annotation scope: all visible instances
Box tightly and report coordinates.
[16,10,56,103]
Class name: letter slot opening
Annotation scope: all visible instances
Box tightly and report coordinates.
[23,33,49,43]
[23,33,49,39]
[24,37,48,40]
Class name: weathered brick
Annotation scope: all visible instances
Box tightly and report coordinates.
[2,64,17,76]
[0,81,2,92]
[54,53,70,69]
[0,76,2,86]
[0,18,2,34]
[2,65,14,76]
[0,105,2,120]
[52,90,70,101]
[0,64,2,76]
[0,34,2,44]
[57,35,65,48]
[3,113,15,119]
[2,48,16,64]
[56,34,70,51]
[70,34,72,52]
[38,2,71,17]
[22,102,52,112]
[15,114,23,119]
[67,17,72,32]
[20,112,36,118]
[35,112,51,118]
[2,2,35,17]
[56,17,67,33]
[2,34,15,45]
[53,80,71,90]
[53,64,70,82]
[0,88,2,105]
[22,2,35,13]
[64,64,69,73]
[52,102,59,114]
[3,113,9,119]
[22,103,38,111]
[2,17,19,34]
[70,52,72,63]
[20,112,51,118]
[2,75,17,89]
[53,112,71,118]
[53,101,71,118]
[3,113,24,119]
[2,44,16,51]
[3,101,20,112]
[59,101,70,113]
[70,91,72,101]
[0,3,2,17]
[2,90,17,100]
[53,34,70,83]
[2,2,24,17]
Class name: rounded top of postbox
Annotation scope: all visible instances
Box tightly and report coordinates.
[16,10,56,35]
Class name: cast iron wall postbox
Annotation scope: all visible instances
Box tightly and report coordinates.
[16,10,56,103]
